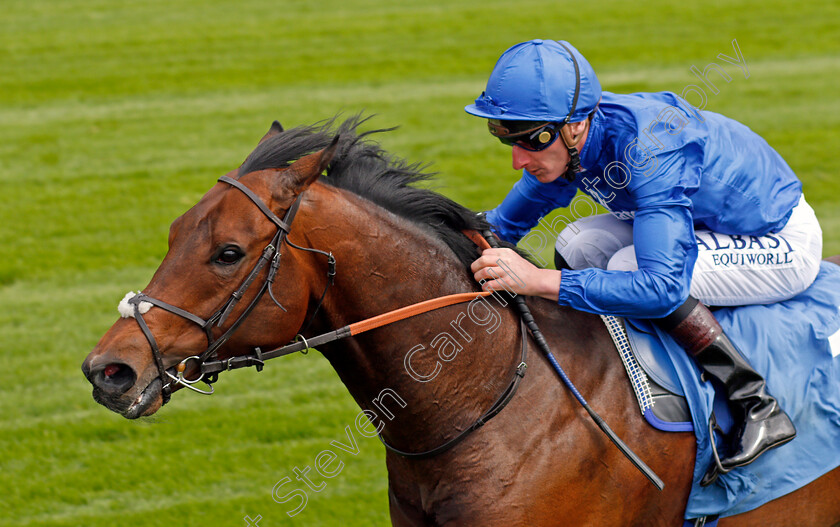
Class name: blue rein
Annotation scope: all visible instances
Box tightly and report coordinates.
[481,228,665,491]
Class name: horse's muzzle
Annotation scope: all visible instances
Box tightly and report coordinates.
[83,358,164,418]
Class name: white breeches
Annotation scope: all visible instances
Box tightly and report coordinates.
[554,196,823,306]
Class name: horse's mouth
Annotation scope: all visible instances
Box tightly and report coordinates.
[123,377,165,419]
[88,358,204,418]
[92,376,165,419]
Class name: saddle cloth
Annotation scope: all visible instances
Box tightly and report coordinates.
[614,261,840,520]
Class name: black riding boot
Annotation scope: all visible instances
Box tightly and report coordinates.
[657,297,796,483]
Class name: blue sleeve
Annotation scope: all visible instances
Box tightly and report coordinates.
[486,170,577,244]
[557,154,698,318]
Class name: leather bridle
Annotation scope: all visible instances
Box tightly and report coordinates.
[123,171,529,458]
[127,174,334,404]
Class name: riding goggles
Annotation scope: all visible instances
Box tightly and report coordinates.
[487,120,561,151]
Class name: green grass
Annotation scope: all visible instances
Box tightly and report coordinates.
[1,1,838,525]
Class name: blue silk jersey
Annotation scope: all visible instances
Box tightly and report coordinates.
[486,91,802,318]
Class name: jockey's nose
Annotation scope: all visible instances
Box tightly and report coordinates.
[511,146,532,171]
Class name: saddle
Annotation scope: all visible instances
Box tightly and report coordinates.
[604,261,840,521]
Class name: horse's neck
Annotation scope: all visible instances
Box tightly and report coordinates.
[300,186,523,450]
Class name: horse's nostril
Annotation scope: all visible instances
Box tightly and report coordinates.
[92,363,137,396]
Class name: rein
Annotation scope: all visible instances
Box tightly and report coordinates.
[125,173,530,459]
[125,168,663,481]
[199,290,498,376]
[480,225,664,490]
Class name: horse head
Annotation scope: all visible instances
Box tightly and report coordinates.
[82,122,338,418]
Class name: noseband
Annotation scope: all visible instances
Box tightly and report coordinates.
[127,174,334,404]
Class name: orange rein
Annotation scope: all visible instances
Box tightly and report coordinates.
[348,229,492,336]
[349,291,492,336]
[201,229,494,375]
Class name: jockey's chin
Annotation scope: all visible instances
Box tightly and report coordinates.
[532,169,566,183]
[532,165,570,184]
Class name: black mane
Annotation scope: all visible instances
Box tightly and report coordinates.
[239,116,500,268]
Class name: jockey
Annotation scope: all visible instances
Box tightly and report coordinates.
[467,39,822,484]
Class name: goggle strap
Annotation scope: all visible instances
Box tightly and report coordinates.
[488,120,550,139]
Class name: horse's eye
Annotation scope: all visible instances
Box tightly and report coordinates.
[215,247,243,265]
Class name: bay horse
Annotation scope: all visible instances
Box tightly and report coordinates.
[82,117,840,526]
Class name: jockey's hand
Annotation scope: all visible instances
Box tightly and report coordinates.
[470,248,561,301]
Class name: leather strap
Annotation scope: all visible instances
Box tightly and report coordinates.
[219,176,292,231]
[378,318,529,459]
[462,228,492,251]
[197,220,529,461]
[217,230,283,326]
[132,294,209,328]
[200,291,493,375]
[126,177,304,402]
[129,298,172,404]
[348,291,492,335]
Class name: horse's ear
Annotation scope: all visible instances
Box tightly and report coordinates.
[285,135,340,194]
[259,120,284,144]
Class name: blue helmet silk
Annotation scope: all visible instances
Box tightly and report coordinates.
[465,39,601,123]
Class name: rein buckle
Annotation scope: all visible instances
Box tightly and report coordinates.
[165,356,215,395]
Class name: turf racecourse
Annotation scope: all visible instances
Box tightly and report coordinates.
[1,1,838,525]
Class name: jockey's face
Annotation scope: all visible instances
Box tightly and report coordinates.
[510,120,588,183]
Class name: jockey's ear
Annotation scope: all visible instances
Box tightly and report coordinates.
[284,135,340,195]
[258,120,284,145]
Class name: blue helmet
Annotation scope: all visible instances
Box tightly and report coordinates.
[465,39,601,124]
